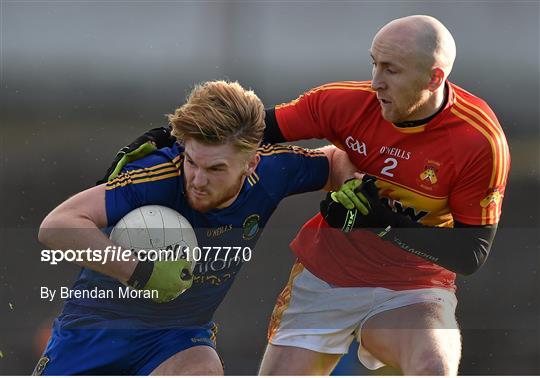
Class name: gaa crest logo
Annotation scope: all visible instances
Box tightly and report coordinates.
[242,214,260,240]
[419,165,438,185]
[417,159,442,189]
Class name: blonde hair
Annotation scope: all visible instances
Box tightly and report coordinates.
[168,80,265,153]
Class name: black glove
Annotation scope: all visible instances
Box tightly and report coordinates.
[97,126,176,184]
[320,175,403,233]
[127,259,193,303]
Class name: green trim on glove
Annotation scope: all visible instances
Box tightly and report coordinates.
[330,178,371,215]
[107,141,157,181]
[144,259,193,304]
[343,209,358,233]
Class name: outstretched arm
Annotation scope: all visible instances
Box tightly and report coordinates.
[320,175,498,275]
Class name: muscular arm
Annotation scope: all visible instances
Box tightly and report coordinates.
[38,184,137,282]
[322,175,498,275]
[380,218,497,276]
[317,146,357,192]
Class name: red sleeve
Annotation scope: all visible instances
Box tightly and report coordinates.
[274,81,374,143]
[448,100,510,226]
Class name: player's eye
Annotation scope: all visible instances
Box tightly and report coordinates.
[186,159,195,166]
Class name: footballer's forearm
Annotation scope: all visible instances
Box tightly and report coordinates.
[38,221,137,283]
[38,185,137,283]
[381,220,497,275]
[320,146,358,192]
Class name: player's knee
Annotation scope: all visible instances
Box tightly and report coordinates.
[179,361,224,375]
[151,347,224,376]
[404,348,459,376]
[195,364,224,375]
[409,355,452,375]
[209,361,225,375]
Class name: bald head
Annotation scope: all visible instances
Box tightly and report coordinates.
[374,15,456,78]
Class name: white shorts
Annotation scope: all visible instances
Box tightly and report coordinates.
[267,262,458,370]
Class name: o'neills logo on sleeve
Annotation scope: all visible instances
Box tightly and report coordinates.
[480,187,502,209]
[32,356,50,375]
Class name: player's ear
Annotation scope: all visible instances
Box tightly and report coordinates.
[427,67,445,92]
[245,152,260,176]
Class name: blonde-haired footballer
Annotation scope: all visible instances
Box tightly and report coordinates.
[36,80,356,375]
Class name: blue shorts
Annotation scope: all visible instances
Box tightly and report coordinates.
[34,312,218,375]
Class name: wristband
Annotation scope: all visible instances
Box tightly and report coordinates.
[127,261,154,289]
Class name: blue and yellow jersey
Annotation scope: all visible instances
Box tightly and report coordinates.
[64,143,328,327]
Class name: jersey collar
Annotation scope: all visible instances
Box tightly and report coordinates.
[391,81,455,134]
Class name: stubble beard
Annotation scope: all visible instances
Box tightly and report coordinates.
[186,176,245,213]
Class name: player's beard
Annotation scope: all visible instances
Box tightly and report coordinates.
[185,175,245,213]
[392,85,432,124]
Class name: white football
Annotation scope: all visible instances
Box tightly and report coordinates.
[110,205,197,270]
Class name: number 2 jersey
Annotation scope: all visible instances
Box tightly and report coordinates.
[64,143,328,327]
[272,81,510,291]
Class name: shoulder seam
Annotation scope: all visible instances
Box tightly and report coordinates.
[106,155,183,189]
[258,144,326,157]
[276,82,373,109]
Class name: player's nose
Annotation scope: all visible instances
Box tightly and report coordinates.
[191,169,208,188]
[371,70,385,91]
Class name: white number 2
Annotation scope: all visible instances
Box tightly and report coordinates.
[381,158,398,177]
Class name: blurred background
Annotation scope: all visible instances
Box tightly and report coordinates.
[1,1,538,375]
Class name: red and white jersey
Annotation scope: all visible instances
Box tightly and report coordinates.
[275,81,510,290]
